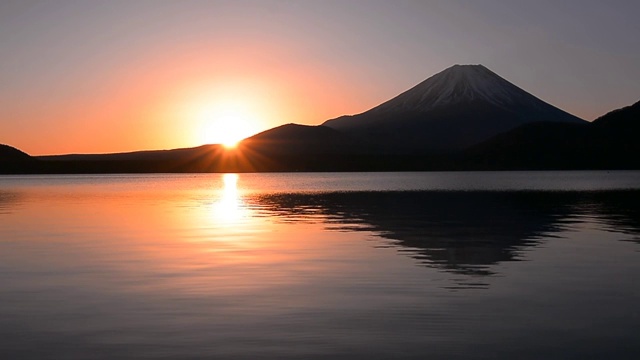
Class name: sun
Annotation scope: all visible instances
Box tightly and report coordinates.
[196,102,257,147]
[216,117,246,149]
[222,139,240,149]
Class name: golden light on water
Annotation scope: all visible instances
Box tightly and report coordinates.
[212,173,246,224]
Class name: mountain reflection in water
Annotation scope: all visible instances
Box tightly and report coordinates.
[250,191,640,285]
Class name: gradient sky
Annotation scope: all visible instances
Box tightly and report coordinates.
[2,0,639,155]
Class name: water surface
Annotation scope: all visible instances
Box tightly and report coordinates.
[1,172,639,359]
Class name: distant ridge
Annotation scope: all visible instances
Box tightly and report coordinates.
[37,144,221,162]
[0,144,32,161]
[241,124,349,154]
[466,99,640,169]
[323,64,585,152]
[593,99,640,130]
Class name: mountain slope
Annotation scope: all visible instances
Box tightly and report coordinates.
[465,122,594,169]
[591,99,640,161]
[467,99,640,169]
[38,144,221,162]
[240,124,352,155]
[33,145,234,173]
[593,99,640,131]
[0,144,32,161]
[323,64,585,152]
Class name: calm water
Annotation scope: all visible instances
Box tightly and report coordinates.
[0,172,639,359]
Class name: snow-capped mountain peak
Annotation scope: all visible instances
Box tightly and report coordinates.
[321,64,584,152]
[371,64,544,112]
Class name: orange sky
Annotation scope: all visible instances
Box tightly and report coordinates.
[3,40,381,155]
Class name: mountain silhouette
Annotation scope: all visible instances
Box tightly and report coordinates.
[322,64,585,152]
[0,144,32,161]
[593,99,640,130]
[592,99,640,158]
[467,99,640,169]
[0,144,37,173]
[240,124,358,155]
[38,144,221,162]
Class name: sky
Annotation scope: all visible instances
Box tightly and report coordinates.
[2,0,639,155]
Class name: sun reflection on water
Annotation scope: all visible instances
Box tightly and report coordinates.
[212,173,246,225]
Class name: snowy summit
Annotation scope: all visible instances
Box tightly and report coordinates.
[372,64,550,112]
[322,64,584,151]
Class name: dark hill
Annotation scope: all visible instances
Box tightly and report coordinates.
[467,100,640,169]
[465,122,595,169]
[240,124,352,155]
[0,144,32,161]
[38,144,221,162]
[235,124,416,171]
[31,145,241,173]
[591,99,640,165]
[0,144,39,174]
[593,100,640,131]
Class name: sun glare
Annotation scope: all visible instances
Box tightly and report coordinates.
[196,101,257,147]
[222,139,239,149]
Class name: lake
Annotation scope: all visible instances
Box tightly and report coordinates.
[1,171,639,359]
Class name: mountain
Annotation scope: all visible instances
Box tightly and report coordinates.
[464,122,594,169]
[240,124,352,155]
[236,124,418,171]
[0,144,38,174]
[323,64,585,152]
[32,145,237,173]
[591,99,640,165]
[467,100,640,169]
[38,144,221,162]
[0,144,32,161]
[593,99,640,131]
